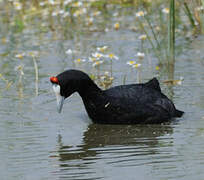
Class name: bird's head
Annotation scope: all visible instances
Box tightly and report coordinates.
[50,69,93,113]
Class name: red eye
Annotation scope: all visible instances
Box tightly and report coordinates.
[50,76,59,84]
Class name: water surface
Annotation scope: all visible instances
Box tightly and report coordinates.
[0,2,204,180]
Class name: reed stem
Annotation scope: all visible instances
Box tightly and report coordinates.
[168,0,175,64]
[32,56,39,96]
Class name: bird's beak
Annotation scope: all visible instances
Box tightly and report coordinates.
[52,84,65,113]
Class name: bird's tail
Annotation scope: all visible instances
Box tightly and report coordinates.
[174,109,184,117]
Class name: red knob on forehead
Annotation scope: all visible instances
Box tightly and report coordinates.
[50,76,59,84]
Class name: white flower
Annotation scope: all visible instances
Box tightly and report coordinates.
[39,2,45,6]
[74,58,86,63]
[104,71,109,76]
[15,53,25,59]
[13,2,22,10]
[138,34,147,40]
[177,77,184,85]
[97,46,108,52]
[105,28,109,32]
[62,12,70,18]
[105,53,119,60]
[65,49,73,55]
[196,6,204,11]
[72,1,82,7]
[132,63,141,68]
[126,61,136,66]
[52,11,58,17]
[162,8,169,14]
[92,52,104,59]
[136,52,145,59]
[88,17,94,22]
[28,51,39,57]
[113,12,119,17]
[82,8,87,14]
[64,0,72,5]
[86,17,94,25]
[135,11,146,17]
[92,11,101,16]
[155,26,161,31]
[59,10,65,14]
[48,0,55,5]
[92,60,104,67]
[89,57,97,62]
[15,65,24,75]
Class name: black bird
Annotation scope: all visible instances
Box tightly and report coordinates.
[50,69,184,124]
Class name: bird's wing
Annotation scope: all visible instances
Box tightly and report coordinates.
[105,84,162,104]
[104,84,174,121]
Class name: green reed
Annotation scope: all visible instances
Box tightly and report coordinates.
[168,0,175,64]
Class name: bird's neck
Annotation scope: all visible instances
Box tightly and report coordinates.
[77,79,104,121]
[77,78,102,99]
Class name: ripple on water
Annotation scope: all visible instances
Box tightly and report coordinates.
[49,124,182,180]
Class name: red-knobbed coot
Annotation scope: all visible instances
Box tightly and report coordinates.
[50,69,184,124]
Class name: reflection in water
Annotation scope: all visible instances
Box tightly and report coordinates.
[53,123,173,179]
[167,63,175,100]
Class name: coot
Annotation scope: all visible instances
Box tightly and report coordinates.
[50,69,183,124]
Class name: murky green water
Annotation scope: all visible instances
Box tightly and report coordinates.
[1,1,204,180]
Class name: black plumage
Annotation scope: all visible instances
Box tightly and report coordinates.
[53,69,184,124]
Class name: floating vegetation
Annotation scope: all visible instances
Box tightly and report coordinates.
[163,77,184,85]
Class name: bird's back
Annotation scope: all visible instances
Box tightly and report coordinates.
[104,78,165,106]
[83,78,183,124]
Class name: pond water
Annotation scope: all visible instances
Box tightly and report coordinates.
[0,1,204,180]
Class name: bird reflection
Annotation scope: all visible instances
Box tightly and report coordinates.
[55,123,173,163]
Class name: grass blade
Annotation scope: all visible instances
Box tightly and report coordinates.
[183,2,196,28]
[137,18,162,62]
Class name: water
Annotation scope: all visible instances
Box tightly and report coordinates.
[1,2,204,180]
